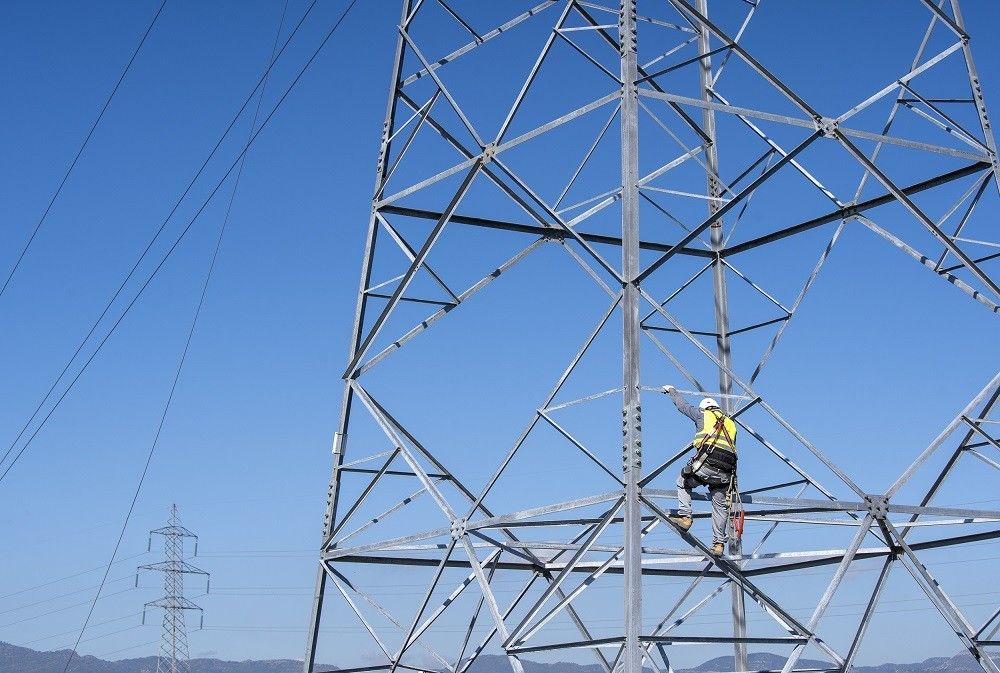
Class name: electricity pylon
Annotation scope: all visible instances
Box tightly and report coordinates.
[139,504,209,673]
[304,2,1000,673]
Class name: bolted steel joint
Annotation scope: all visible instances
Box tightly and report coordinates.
[816,116,839,138]
[863,495,889,519]
[450,518,468,540]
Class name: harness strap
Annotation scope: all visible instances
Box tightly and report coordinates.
[715,409,737,450]
[690,409,736,478]
[697,410,727,450]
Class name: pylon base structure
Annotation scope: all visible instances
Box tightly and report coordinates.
[304,3,1000,673]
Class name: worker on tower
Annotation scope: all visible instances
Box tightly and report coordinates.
[661,385,737,556]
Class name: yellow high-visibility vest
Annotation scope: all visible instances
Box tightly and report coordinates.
[695,409,737,451]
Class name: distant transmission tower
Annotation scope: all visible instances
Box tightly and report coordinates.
[139,504,210,673]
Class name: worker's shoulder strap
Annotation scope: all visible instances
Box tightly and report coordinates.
[710,409,737,448]
[697,409,725,450]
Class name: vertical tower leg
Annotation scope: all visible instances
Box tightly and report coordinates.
[950,0,1000,192]
[693,0,746,669]
[619,3,643,673]
[302,3,412,671]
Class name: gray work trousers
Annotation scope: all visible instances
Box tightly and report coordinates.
[677,466,732,545]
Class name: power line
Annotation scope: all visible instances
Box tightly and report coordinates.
[0,0,360,486]
[0,0,169,300]
[0,575,136,617]
[95,638,160,658]
[195,594,1000,633]
[57,0,305,666]
[15,630,153,673]
[0,0,324,483]
[0,585,135,630]
[0,551,149,601]
[21,612,144,647]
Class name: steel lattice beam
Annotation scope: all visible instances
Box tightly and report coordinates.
[303,3,1000,673]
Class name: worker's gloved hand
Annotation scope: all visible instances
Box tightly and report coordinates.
[662,385,675,394]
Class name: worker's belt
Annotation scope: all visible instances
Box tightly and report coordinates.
[703,446,737,472]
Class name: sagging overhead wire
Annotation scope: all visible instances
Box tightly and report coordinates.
[0,574,136,617]
[60,2,364,670]
[0,585,135,631]
[0,0,322,478]
[0,0,318,480]
[0,0,359,486]
[18,632,155,673]
[0,0,169,301]
[21,612,143,648]
[0,551,149,601]
[56,0,298,667]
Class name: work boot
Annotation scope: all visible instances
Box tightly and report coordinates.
[669,515,692,531]
[711,542,725,556]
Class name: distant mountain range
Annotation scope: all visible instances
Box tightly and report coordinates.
[1,642,993,673]
[0,641,330,673]
[462,653,994,673]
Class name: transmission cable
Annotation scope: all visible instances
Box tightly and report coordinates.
[0,586,135,631]
[0,574,136,617]
[0,0,169,300]
[0,551,149,601]
[0,0,325,482]
[0,0,321,473]
[9,2,358,648]
[58,1,357,669]
[22,611,142,647]
[0,0,358,485]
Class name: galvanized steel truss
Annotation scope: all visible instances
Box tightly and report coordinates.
[139,505,209,673]
[304,2,1000,673]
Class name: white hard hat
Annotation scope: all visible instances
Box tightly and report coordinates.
[699,398,720,410]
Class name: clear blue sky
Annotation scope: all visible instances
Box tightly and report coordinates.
[1,0,1000,669]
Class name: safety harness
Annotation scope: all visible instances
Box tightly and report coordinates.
[691,409,738,474]
[689,408,744,541]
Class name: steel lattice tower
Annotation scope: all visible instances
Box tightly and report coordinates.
[304,2,1000,673]
[139,505,210,673]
